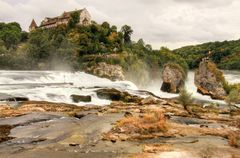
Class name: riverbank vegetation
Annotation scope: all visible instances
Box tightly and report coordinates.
[174,40,240,70]
[0,13,187,77]
[1,14,240,96]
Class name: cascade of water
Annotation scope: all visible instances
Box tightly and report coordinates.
[0,71,138,106]
[0,70,239,106]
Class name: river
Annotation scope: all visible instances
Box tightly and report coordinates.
[0,70,239,106]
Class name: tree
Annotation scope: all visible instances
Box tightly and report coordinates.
[27,30,52,64]
[21,31,29,42]
[121,25,133,44]
[137,39,145,47]
[68,11,80,29]
[145,44,152,51]
[2,30,20,49]
[101,22,110,29]
[111,25,117,32]
[0,22,22,49]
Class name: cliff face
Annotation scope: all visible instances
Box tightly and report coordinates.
[195,59,227,100]
[161,64,185,93]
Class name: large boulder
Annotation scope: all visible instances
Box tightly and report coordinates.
[161,63,186,93]
[86,62,125,81]
[195,59,227,100]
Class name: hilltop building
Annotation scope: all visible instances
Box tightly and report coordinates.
[29,8,91,31]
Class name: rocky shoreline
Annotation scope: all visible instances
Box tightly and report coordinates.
[0,91,239,158]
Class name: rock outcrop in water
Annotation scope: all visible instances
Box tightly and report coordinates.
[71,95,92,103]
[195,58,227,100]
[86,62,125,81]
[0,93,29,102]
[161,63,185,93]
[96,88,141,103]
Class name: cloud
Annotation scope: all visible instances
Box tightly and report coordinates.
[173,0,234,8]
[0,0,239,49]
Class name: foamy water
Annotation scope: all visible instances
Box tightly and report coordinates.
[0,70,239,106]
[0,71,138,106]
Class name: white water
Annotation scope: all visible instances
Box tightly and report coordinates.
[0,70,239,106]
[0,71,138,106]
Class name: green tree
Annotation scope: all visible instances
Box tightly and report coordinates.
[0,22,22,49]
[101,22,110,29]
[21,31,29,42]
[121,25,133,44]
[68,11,80,29]
[27,30,52,65]
[111,25,117,32]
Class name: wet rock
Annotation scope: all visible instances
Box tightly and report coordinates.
[69,143,80,147]
[0,93,29,102]
[71,113,86,119]
[96,88,141,103]
[0,113,62,126]
[86,62,125,81]
[71,95,91,103]
[0,125,14,143]
[195,59,227,100]
[161,63,186,93]
[124,112,133,117]
[170,116,210,125]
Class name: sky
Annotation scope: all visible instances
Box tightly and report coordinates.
[0,0,240,49]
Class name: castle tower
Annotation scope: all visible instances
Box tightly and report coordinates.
[29,19,38,32]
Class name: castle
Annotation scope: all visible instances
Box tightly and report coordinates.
[29,8,91,31]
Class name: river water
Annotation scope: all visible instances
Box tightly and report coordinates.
[0,70,239,106]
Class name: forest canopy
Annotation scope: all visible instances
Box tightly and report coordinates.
[0,19,187,74]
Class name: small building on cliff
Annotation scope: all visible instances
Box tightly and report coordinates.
[29,19,38,32]
[29,8,91,31]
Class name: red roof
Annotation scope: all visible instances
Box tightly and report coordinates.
[29,19,37,28]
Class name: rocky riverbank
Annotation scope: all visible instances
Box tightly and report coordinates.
[0,91,239,158]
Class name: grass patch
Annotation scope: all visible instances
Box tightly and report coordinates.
[116,110,167,135]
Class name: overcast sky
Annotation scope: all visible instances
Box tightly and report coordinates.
[0,0,239,49]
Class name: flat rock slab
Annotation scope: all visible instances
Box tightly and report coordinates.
[0,112,62,126]
[170,116,212,125]
[0,149,130,158]
[0,112,126,158]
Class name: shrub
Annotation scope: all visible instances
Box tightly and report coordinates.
[178,89,193,111]
[225,88,240,105]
